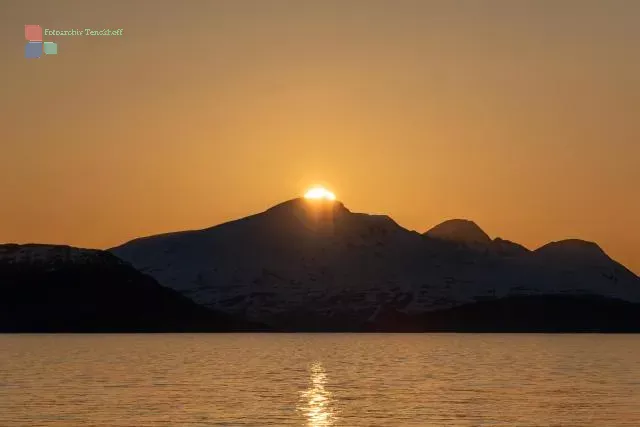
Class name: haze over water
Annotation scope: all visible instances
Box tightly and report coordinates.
[2,334,639,426]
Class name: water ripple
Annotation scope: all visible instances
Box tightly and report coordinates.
[1,334,639,426]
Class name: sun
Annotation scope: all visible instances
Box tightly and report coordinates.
[304,186,336,201]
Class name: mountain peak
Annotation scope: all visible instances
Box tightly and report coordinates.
[534,239,609,263]
[263,197,348,221]
[265,197,348,214]
[424,219,491,244]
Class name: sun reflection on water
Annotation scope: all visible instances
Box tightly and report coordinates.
[298,361,338,426]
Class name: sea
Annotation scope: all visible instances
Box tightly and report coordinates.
[1,334,639,426]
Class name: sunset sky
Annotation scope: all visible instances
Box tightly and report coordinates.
[1,1,638,273]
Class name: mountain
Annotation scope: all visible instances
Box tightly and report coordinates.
[0,244,264,332]
[424,219,491,245]
[111,198,640,331]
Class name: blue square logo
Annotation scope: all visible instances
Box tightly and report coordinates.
[25,41,42,58]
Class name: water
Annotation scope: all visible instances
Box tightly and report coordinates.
[1,334,639,426]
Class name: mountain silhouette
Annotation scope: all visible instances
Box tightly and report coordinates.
[111,198,640,331]
[425,219,491,245]
[0,244,264,332]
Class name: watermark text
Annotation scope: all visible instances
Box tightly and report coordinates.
[43,28,124,36]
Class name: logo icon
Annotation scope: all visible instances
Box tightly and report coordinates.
[25,25,57,58]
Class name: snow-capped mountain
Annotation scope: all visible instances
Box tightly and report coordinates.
[111,198,640,329]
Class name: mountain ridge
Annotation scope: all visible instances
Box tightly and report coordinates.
[110,198,639,330]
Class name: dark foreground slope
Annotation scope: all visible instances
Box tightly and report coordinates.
[368,295,640,333]
[0,244,264,332]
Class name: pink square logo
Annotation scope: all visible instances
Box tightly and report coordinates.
[25,25,42,42]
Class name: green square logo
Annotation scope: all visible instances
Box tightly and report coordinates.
[43,42,57,55]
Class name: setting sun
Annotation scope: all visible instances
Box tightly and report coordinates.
[304,187,336,201]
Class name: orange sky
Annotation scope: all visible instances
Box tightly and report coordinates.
[1,1,638,274]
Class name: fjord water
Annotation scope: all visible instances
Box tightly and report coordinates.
[1,334,639,426]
